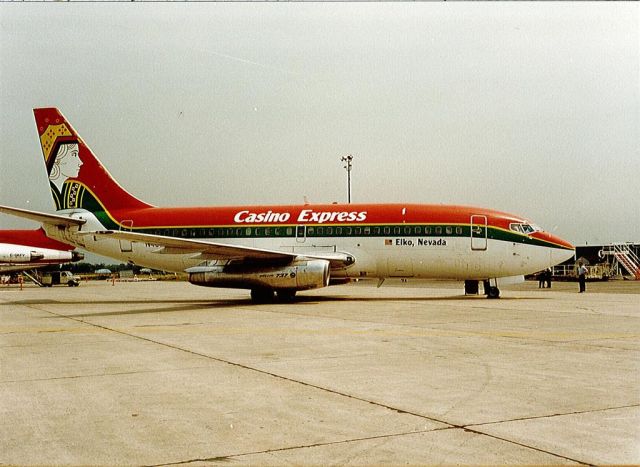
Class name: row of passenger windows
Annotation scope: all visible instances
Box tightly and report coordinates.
[140,225,473,239]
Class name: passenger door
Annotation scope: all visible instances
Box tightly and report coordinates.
[470,215,487,251]
[119,219,133,252]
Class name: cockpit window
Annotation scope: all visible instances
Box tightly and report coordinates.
[510,223,541,235]
[521,224,535,234]
[509,223,524,233]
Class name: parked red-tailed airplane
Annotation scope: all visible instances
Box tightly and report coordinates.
[0,108,574,300]
[0,228,83,273]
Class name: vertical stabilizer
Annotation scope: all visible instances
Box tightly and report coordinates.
[34,108,152,216]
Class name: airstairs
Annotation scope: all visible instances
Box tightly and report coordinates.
[22,270,45,287]
[599,244,640,280]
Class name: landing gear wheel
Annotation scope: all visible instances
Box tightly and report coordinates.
[276,289,297,302]
[487,286,500,299]
[250,288,275,303]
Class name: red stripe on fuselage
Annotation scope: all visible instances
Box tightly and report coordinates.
[104,203,526,230]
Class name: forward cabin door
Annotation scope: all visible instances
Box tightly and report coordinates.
[470,215,488,251]
[119,219,133,252]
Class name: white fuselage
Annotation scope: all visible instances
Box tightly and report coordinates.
[44,210,573,281]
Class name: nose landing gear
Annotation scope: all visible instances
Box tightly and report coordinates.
[483,280,501,299]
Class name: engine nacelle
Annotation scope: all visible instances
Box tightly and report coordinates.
[187,259,330,291]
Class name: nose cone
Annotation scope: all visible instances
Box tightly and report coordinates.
[546,233,574,252]
[535,232,575,265]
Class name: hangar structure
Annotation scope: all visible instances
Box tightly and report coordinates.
[553,243,640,280]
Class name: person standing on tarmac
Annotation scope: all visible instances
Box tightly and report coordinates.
[578,262,588,293]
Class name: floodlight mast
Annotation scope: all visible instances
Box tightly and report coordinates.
[341,154,353,204]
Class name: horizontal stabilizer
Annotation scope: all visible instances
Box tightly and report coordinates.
[0,205,86,227]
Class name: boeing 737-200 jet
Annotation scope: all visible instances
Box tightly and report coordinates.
[0,228,83,273]
[0,108,574,300]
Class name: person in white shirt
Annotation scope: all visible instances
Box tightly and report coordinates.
[578,262,588,293]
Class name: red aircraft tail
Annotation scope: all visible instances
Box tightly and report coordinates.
[33,108,152,219]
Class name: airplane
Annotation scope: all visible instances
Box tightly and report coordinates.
[0,107,574,301]
[0,228,84,273]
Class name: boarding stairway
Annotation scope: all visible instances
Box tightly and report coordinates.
[599,244,640,280]
[21,270,45,287]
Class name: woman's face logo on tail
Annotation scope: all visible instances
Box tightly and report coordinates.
[50,143,82,190]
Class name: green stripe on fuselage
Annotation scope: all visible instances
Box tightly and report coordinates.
[125,223,569,250]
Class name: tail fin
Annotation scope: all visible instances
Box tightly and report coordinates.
[34,108,152,219]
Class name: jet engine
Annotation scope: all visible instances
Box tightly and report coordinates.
[0,247,43,263]
[187,259,330,291]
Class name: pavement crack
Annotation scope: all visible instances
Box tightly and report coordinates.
[460,426,595,466]
[23,303,620,467]
[465,403,640,427]
[146,428,442,466]
[1,365,216,384]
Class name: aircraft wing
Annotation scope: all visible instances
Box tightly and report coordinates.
[0,205,85,227]
[79,230,355,268]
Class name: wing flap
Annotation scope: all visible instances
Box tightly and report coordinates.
[79,230,296,261]
[78,230,357,268]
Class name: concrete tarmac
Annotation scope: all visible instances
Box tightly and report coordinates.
[1,280,639,465]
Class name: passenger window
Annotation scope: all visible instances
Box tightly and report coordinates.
[414,226,422,235]
[404,226,411,234]
[455,227,463,235]
[383,227,390,235]
[245,227,252,236]
[435,227,442,234]
[336,227,342,235]
[286,227,293,236]
[446,226,453,235]
[364,227,371,235]
[307,227,315,236]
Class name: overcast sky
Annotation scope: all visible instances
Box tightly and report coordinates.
[1,3,638,246]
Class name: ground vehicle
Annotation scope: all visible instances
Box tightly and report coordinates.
[41,271,80,287]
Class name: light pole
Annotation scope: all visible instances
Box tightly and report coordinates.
[341,154,353,204]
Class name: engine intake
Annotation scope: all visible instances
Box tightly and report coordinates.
[187,259,330,291]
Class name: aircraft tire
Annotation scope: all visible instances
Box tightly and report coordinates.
[251,288,275,303]
[487,286,500,299]
[276,289,297,302]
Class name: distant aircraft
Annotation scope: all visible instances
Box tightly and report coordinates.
[0,108,574,300]
[0,228,83,273]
